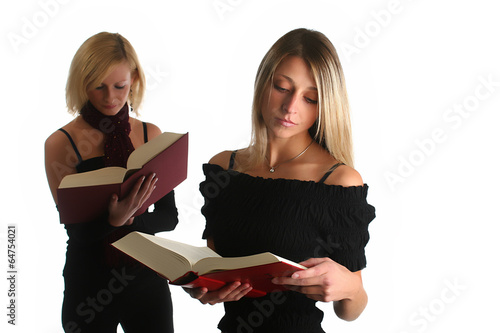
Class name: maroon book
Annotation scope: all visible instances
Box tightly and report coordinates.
[57,132,188,224]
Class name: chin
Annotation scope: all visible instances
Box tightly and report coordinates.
[100,106,122,116]
[268,129,300,140]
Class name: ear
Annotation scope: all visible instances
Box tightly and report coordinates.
[130,69,137,86]
[308,117,320,139]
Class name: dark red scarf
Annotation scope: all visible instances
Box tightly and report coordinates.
[80,101,135,167]
[81,101,139,268]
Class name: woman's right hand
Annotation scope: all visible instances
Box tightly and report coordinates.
[184,282,253,305]
[108,173,158,227]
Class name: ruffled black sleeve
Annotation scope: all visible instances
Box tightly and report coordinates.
[314,186,375,272]
[200,164,231,239]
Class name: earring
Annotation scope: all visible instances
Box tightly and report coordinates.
[129,89,134,113]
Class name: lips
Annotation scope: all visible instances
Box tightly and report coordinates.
[277,118,296,127]
[104,104,117,109]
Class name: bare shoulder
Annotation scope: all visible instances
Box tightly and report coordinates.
[144,122,162,140]
[45,129,64,149]
[130,118,162,140]
[44,122,79,201]
[323,164,364,187]
[208,150,235,170]
[45,122,74,152]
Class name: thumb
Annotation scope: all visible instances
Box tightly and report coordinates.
[299,257,329,268]
[109,194,119,207]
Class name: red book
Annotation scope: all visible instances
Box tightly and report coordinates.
[112,232,306,298]
[57,132,188,224]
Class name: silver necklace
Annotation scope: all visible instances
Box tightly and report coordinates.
[266,140,314,173]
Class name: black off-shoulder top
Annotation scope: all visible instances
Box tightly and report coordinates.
[200,161,375,333]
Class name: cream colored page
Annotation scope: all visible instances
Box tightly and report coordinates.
[127,132,185,170]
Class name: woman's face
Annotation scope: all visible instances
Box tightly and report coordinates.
[261,56,319,140]
[86,61,134,116]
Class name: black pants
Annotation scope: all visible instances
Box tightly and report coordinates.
[62,266,173,333]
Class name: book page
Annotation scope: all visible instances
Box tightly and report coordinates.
[194,252,304,276]
[112,233,221,281]
[139,233,221,266]
[58,167,126,188]
[127,132,185,170]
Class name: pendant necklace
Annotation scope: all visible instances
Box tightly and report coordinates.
[266,139,314,173]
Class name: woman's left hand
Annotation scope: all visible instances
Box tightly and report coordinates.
[271,257,362,302]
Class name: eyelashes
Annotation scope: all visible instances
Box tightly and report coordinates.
[274,84,288,93]
[95,85,127,90]
[305,97,318,105]
[273,84,318,104]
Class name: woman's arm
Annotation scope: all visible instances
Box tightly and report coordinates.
[334,271,367,321]
[271,163,369,320]
[272,258,367,321]
[45,129,78,204]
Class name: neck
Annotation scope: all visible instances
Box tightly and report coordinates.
[80,101,134,167]
[266,133,314,167]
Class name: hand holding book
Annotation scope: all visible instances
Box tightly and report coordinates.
[112,232,306,298]
[185,281,254,305]
[108,173,158,227]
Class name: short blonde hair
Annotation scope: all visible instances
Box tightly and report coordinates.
[65,32,146,115]
[240,28,353,170]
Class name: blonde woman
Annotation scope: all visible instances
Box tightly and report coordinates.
[45,32,177,332]
[189,28,375,332]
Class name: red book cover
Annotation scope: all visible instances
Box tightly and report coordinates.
[111,232,305,299]
[57,133,188,224]
[171,261,303,298]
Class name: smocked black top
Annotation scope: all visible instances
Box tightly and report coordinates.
[200,156,375,333]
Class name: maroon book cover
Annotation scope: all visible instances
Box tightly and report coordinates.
[57,133,188,224]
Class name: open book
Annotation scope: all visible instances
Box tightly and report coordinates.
[112,232,306,298]
[57,132,188,224]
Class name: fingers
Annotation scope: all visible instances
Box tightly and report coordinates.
[123,173,158,209]
[272,258,332,287]
[131,174,156,200]
[186,282,253,305]
[272,258,358,302]
[184,286,208,299]
[203,282,253,305]
[136,173,158,207]
[107,173,157,227]
[272,274,321,288]
[271,258,333,300]
[299,257,331,268]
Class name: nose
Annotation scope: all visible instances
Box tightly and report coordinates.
[103,87,115,103]
[282,92,299,114]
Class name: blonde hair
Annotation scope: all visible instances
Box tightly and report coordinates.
[238,28,354,171]
[65,32,146,115]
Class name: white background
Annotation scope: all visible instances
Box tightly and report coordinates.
[1,0,499,332]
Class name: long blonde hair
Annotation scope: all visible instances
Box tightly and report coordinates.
[65,32,146,115]
[238,28,353,171]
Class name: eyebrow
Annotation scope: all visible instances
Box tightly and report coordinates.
[275,74,317,91]
[99,80,129,86]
